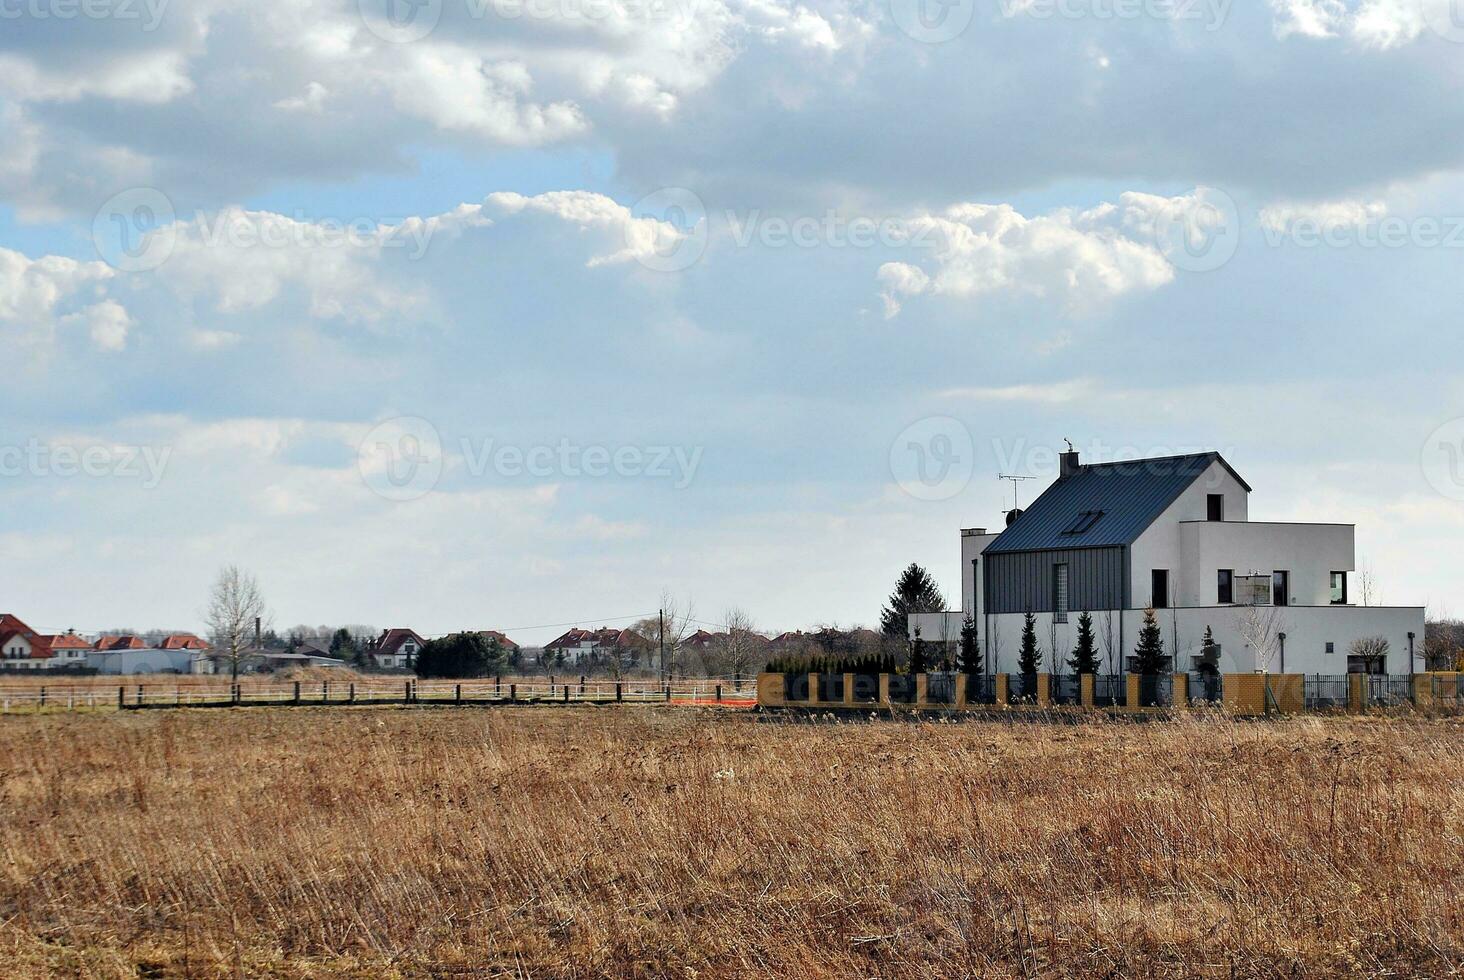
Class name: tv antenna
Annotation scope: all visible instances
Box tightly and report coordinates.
[998,473,1037,510]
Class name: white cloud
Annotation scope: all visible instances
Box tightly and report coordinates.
[876,197,1177,318]
[0,248,113,323]
[1270,0,1429,48]
[487,190,698,268]
[60,300,133,352]
[938,380,1099,404]
[1258,197,1388,232]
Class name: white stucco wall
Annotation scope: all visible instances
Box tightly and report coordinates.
[1129,459,1250,607]
[961,530,1001,619]
[979,605,1424,676]
[1178,520,1353,607]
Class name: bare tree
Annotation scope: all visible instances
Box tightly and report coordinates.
[633,591,696,680]
[205,565,268,683]
[1357,557,1379,607]
[987,617,1003,674]
[719,607,764,683]
[1099,608,1117,675]
[1349,635,1390,674]
[1238,603,1287,674]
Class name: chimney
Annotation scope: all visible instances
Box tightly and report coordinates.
[1059,447,1081,478]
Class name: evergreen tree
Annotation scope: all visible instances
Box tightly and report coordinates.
[909,629,927,675]
[415,632,505,678]
[1067,611,1100,674]
[958,614,982,675]
[879,563,946,638]
[1132,608,1167,674]
[1018,612,1041,675]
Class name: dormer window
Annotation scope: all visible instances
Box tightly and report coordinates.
[1060,511,1104,535]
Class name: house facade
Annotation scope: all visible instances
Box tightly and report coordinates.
[910,450,1425,676]
[543,627,651,665]
[368,628,426,670]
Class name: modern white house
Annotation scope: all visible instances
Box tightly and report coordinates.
[910,450,1425,676]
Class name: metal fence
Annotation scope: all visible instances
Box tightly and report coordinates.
[967,674,997,705]
[1188,672,1223,705]
[1304,674,1349,710]
[1093,674,1126,707]
[1367,674,1413,706]
[926,672,958,705]
[1135,675,1171,708]
[1009,673,1038,704]
[1051,674,1082,706]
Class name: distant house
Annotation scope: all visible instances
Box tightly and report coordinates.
[543,627,651,665]
[909,449,1426,676]
[0,616,94,670]
[368,628,426,670]
[477,630,520,653]
[253,650,347,671]
[94,635,147,651]
[158,633,210,651]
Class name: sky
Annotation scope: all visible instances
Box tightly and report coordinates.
[2,0,1463,644]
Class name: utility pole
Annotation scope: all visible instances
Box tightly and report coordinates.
[659,608,666,683]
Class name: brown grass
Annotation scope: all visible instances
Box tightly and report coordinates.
[2,707,1462,977]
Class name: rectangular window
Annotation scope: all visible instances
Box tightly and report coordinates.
[1330,571,1347,604]
[1273,570,1289,607]
[1152,569,1169,609]
[1207,494,1224,521]
[1325,642,1335,654]
[1053,563,1069,623]
[1217,569,1233,605]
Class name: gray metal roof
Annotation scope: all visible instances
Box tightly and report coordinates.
[983,452,1247,554]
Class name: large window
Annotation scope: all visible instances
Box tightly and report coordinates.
[1206,494,1224,521]
[1330,571,1347,604]
[1273,570,1290,607]
[1053,563,1069,623]
[1152,569,1169,609]
[1217,569,1233,604]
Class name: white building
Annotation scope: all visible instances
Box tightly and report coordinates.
[910,450,1425,676]
[88,648,215,675]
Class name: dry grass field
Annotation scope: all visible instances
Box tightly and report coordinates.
[2,707,1462,978]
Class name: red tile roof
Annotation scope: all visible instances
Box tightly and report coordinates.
[93,635,147,651]
[477,630,519,650]
[159,633,210,650]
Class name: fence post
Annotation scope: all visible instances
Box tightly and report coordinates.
[616,682,623,702]
[455,683,462,705]
[665,684,671,702]
[136,685,144,707]
[563,684,569,703]
[404,681,412,705]
[716,685,722,703]
[323,682,329,702]
[293,681,301,704]
[510,683,517,703]
[118,686,125,709]
[496,675,502,697]
[38,686,45,708]
[580,675,586,695]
